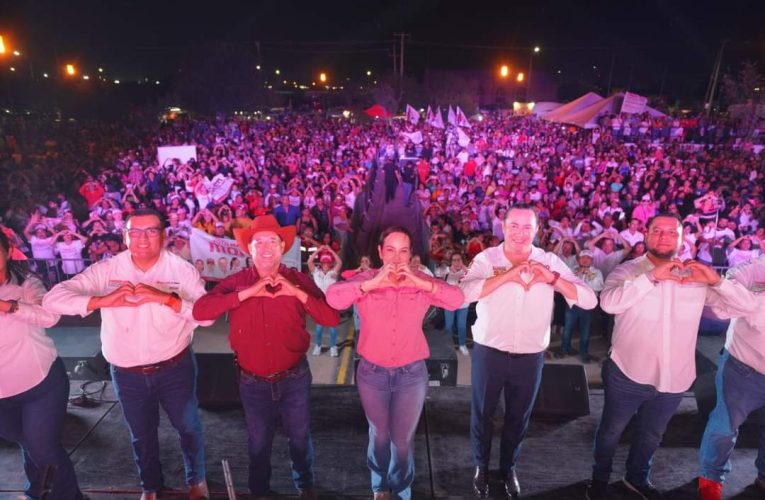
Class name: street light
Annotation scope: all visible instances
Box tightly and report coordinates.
[274,68,280,75]
[65,64,76,76]
[366,70,372,76]
[12,50,20,57]
[0,35,6,54]
[319,72,327,83]
[516,72,525,82]
[500,64,509,78]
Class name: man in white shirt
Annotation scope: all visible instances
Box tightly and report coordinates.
[586,213,751,500]
[460,206,597,499]
[698,257,763,499]
[43,209,212,500]
[619,219,645,248]
[556,250,604,363]
[307,246,342,357]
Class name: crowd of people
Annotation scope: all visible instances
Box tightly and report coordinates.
[1,106,765,499]
[1,109,763,289]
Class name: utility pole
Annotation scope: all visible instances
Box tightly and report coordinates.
[393,33,409,101]
[704,39,729,117]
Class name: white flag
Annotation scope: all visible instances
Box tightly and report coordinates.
[456,106,471,128]
[430,106,445,129]
[457,127,471,147]
[401,131,423,144]
[425,105,434,123]
[405,104,420,125]
[448,106,458,127]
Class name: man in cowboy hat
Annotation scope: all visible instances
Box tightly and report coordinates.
[193,215,339,499]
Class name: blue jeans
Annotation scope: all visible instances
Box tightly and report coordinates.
[0,358,83,500]
[239,357,314,495]
[562,305,593,357]
[592,359,683,485]
[314,325,337,347]
[700,350,765,483]
[356,358,429,500]
[443,307,468,347]
[470,343,544,473]
[353,304,361,332]
[111,348,206,492]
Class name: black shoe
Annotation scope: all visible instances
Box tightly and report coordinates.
[585,479,608,500]
[472,466,489,498]
[621,477,663,499]
[503,469,520,499]
[554,350,568,359]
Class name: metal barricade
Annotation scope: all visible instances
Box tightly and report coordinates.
[27,257,96,286]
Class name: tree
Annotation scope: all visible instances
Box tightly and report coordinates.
[721,61,764,137]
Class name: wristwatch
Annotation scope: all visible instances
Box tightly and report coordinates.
[548,271,561,287]
[7,300,19,314]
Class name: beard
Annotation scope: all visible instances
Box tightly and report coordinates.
[647,247,677,260]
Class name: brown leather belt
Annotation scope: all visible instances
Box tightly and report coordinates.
[114,347,190,375]
[239,358,305,384]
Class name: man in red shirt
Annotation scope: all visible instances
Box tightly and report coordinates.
[192,215,339,499]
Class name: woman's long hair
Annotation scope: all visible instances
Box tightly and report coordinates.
[0,232,30,286]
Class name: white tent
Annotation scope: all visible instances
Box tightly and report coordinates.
[543,92,666,129]
[531,101,562,117]
[543,92,603,123]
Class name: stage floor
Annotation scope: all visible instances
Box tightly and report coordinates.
[1,384,764,499]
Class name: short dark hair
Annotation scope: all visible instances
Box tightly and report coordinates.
[126,208,166,229]
[378,226,413,249]
[504,204,539,227]
[647,212,683,231]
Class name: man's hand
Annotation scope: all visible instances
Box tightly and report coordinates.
[238,276,277,301]
[526,261,556,290]
[88,283,141,310]
[0,299,13,313]
[131,283,174,306]
[648,260,684,283]
[682,260,721,286]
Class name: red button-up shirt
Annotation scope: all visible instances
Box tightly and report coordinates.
[192,265,339,376]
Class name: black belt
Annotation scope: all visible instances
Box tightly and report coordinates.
[238,357,305,384]
[114,347,190,375]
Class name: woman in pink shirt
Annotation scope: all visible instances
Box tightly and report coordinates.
[0,232,83,499]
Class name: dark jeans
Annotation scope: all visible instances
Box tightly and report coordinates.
[562,305,593,357]
[110,348,206,492]
[239,357,314,496]
[470,343,544,473]
[0,358,83,500]
[443,307,468,347]
[592,359,683,485]
[700,351,765,483]
[356,358,429,500]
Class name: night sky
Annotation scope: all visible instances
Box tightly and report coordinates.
[2,0,764,99]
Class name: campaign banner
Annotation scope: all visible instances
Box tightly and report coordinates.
[621,92,648,114]
[157,145,197,165]
[190,228,302,281]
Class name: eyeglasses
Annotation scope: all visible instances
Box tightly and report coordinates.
[126,227,163,238]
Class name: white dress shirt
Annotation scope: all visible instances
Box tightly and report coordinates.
[601,255,753,393]
[591,247,628,278]
[619,229,645,247]
[43,250,211,367]
[708,257,765,374]
[460,245,598,354]
[0,276,60,398]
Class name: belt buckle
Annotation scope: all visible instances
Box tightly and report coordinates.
[140,364,162,375]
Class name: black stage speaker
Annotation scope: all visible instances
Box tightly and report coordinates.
[47,326,110,381]
[195,352,240,408]
[532,363,590,418]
